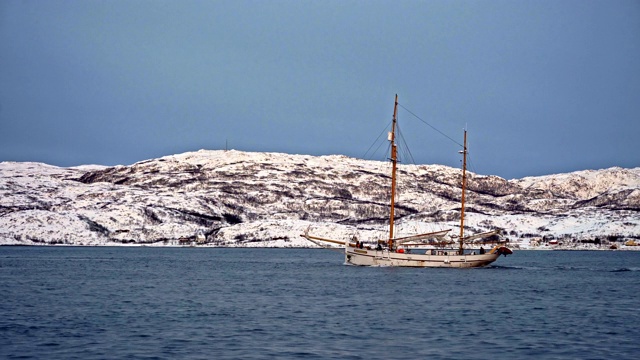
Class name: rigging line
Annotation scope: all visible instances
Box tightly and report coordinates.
[369,136,390,162]
[396,123,416,165]
[306,237,346,254]
[384,141,392,162]
[465,141,479,175]
[363,120,393,160]
[465,139,476,174]
[467,155,478,175]
[396,127,409,164]
[398,103,464,148]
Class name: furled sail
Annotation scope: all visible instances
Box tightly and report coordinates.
[393,229,451,245]
[463,229,502,243]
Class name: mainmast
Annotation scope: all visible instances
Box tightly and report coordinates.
[458,130,468,255]
[388,94,399,250]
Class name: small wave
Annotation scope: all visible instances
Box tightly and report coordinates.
[485,265,525,270]
[40,342,60,347]
[342,262,391,267]
[554,265,580,271]
[553,265,601,271]
[611,267,640,272]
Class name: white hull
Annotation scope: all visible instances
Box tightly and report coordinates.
[345,246,501,268]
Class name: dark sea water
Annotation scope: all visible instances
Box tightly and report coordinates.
[1,247,639,360]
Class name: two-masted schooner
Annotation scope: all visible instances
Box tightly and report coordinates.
[301,95,512,268]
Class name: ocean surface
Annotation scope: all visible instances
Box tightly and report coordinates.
[1,247,638,360]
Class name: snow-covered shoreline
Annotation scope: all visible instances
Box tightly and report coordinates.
[1,150,639,248]
[1,242,638,251]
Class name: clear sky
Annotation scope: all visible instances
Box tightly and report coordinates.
[1,0,638,179]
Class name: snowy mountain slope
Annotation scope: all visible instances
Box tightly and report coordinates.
[1,150,638,248]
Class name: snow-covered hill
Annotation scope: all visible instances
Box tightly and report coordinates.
[1,150,639,249]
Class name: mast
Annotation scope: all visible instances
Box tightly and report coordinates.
[458,130,468,255]
[388,94,399,250]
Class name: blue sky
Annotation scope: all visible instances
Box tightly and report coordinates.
[1,0,638,179]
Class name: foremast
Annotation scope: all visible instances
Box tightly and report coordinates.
[458,130,468,255]
[388,94,399,251]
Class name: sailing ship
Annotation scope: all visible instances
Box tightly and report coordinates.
[301,95,512,268]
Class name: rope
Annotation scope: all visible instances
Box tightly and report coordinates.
[363,120,392,160]
[396,122,417,165]
[305,237,345,254]
[398,103,463,148]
